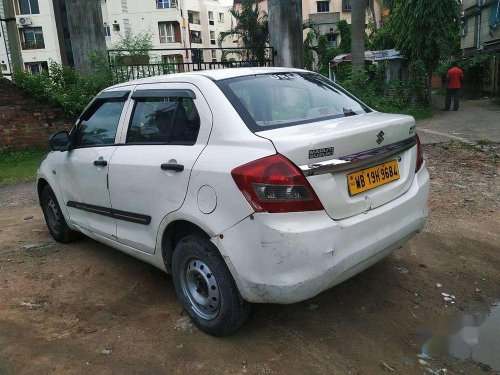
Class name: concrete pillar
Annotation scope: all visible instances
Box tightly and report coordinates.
[268,0,303,68]
[65,0,107,73]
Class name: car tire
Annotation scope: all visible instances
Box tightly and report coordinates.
[171,235,250,336]
[41,185,80,243]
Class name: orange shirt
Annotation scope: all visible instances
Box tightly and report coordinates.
[447,67,464,89]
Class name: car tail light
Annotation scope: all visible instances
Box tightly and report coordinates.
[415,134,424,172]
[231,154,324,213]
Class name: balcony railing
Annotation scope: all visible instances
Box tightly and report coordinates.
[21,41,45,50]
[188,18,201,25]
[191,37,203,44]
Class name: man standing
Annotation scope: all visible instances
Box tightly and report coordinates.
[444,65,464,111]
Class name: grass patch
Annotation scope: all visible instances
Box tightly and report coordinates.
[438,140,499,162]
[0,148,49,185]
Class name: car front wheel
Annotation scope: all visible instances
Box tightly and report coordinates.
[171,235,250,336]
[41,185,80,243]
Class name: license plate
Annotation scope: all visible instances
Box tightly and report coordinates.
[347,160,400,196]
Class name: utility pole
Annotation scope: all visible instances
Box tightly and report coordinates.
[1,0,23,72]
[350,0,365,71]
[268,0,303,68]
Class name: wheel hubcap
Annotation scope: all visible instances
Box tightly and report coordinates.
[46,197,61,235]
[181,258,220,320]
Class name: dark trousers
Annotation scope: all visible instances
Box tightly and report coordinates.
[445,88,460,111]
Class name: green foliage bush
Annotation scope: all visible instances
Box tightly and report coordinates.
[335,60,433,120]
[12,54,112,120]
[437,52,495,82]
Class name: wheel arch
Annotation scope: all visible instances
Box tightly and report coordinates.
[161,219,211,272]
[37,178,50,205]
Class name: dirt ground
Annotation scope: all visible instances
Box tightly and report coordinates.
[0,144,498,375]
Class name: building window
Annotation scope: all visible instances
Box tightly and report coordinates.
[211,50,217,61]
[218,12,224,22]
[342,0,351,11]
[210,30,216,45]
[188,11,201,24]
[208,11,214,25]
[190,30,202,44]
[20,27,44,49]
[25,61,48,75]
[157,0,169,8]
[317,1,329,13]
[123,18,131,34]
[104,25,111,37]
[326,33,337,47]
[1,63,8,72]
[159,22,175,43]
[112,23,120,31]
[157,0,176,9]
[18,0,39,15]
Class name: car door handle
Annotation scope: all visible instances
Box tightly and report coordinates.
[93,160,108,167]
[161,163,184,172]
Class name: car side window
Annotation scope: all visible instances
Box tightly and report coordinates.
[127,97,200,145]
[75,100,126,147]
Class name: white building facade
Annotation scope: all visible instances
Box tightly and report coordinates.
[102,0,238,69]
[0,0,237,77]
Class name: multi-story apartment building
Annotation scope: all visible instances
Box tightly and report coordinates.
[1,0,64,76]
[461,0,499,55]
[461,0,499,95]
[0,0,237,76]
[304,0,382,47]
[233,0,381,48]
[102,0,238,68]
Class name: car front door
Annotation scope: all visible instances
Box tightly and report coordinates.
[57,90,130,239]
[107,83,212,253]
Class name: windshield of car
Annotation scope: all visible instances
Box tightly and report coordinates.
[218,72,369,131]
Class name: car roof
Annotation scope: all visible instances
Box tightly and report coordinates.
[107,67,309,89]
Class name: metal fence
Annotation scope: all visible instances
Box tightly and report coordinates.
[107,47,275,83]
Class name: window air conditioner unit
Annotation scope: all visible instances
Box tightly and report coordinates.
[17,16,32,27]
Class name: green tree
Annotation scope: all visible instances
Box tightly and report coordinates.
[337,20,352,54]
[388,0,461,102]
[110,29,154,65]
[218,0,269,65]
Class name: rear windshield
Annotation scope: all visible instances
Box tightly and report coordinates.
[217,72,370,131]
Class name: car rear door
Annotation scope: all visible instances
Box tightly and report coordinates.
[107,83,213,254]
[57,90,130,239]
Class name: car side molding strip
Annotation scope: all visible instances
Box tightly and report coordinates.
[300,136,417,176]
[66,201,151,225]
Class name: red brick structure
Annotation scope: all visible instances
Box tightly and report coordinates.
[0,78,72,149]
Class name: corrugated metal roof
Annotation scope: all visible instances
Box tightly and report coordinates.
[332,49,404,63]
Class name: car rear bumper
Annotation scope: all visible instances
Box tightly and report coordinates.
[213,165,430,304]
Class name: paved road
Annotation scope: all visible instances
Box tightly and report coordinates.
[418,95,500,144]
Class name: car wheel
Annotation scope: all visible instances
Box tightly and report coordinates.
[41,185,80,243]
[171,235,250,336]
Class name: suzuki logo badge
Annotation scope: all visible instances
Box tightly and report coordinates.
[376,131,385,144]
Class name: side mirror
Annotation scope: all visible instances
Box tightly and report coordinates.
[49,131,70,152]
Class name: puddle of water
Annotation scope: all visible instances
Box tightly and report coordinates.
[417,301,500,371]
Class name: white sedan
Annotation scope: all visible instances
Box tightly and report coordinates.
[37,67,429,335]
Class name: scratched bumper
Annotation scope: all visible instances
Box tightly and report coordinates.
[213,166,430,304]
